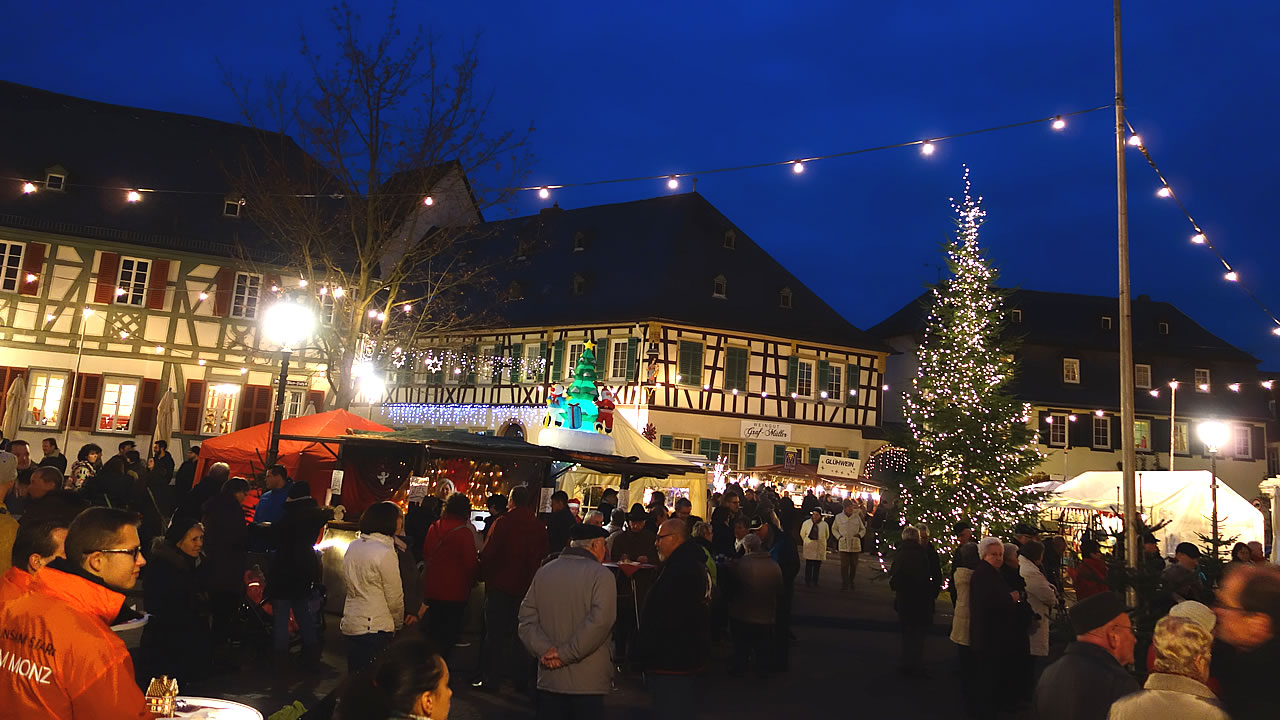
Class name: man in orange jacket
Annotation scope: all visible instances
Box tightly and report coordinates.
[0,518,70,604]
[0,506,153,719]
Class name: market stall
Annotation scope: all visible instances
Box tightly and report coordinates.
[1042,470,1266,557]
[743,461,882,503]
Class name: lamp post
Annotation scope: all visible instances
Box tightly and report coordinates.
[1150,380,1180,470]
[1197,420,1229,554]
[261,297,317,467]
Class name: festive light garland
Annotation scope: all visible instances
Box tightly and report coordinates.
[382,402,547,430]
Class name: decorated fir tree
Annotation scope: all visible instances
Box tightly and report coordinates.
[901,166,1043,539]
[565,341,600,429]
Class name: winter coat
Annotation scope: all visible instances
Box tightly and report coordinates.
[38,452,67,475]
[253,482,293,525]
[1075,556,1110,600]
[394,535,423,622]
[0,564,151,718]
[1106,673,1229,720]
[1020,556,1057,657]
[610,527,658,564]
[421,515,479,603]
[1211,635,1280,720]
[725,550,782,625]
[174,459,197,503]
[633,540,712,673]
[969,561,1030,657]
[79,467,134,509]
[480,506,549,598]
[267,495,333,599]
[950,566,974,646]
[201,492,249,593]
[800,518,830,561]
[766,524,801,581]
[831,510,866,553]
[141,539,212,680]
[1033,641,1140,720]
[889,541,936,625]
[518,547,617,695]
[545,508,577,554]
[341,532,404,636]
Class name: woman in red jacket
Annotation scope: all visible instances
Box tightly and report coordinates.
[1072,538,1110,600]
[422,492,478,662]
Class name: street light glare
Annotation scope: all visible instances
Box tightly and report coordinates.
[262,299,316,351]
[1197,420,1229,453]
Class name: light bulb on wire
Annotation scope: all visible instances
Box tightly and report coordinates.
[791,160,805,174]
[920,141,935,156]
[1156,186,1172,198]
[667,176,679,190]
[1051,116,1066,130]
[537,187,550,200]
[1225,271,1238,282]
[1191,233,1206,244]
[21,182,37,194]
[1128,134,1143,146]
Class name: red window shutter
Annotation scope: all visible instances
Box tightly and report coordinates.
[18,243,46,297]
[213,268,235,317]
[182,379,206,433]
[69,373,102,431]
[307,389,325,414]
[237,385,273,430]
[134,379,161,434]
[94,252,121,304]
[146,259,170,310]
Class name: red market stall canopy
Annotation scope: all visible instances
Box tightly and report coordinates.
[195,409,392,496]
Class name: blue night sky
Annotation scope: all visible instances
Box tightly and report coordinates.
[6,2,1280,367]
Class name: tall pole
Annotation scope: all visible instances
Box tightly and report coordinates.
[1168,382,1176,471]
[62,309,90,453]
[1114,0,1141,572]
[1210,453,1220,553]
[266,348,291,467]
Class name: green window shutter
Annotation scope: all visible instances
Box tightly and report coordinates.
[551,340,565,381]
[726,347,748,391]
[850,450,859,459]
[677,341,703,386]
[699,438,721,461]
[773,444,786,464]
[659,435,674,451]
[537,342,548,382]
[808,448,823,465]
[787,356,799,395]
[509,343,523,384]
[817,360,830,396]
[464,345,477,385]
[595,338,610,378]
[626,338,639,381]
[743,442,757,469]
[845,364,858,406]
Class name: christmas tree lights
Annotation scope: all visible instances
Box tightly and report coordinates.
[901,166,1044,541]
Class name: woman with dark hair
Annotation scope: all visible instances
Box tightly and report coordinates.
[1227,542,1254,572]
[335,635,452,720]
[201,476,250,658]
[342,501,405,672]
[69,442,102,489]
[421,492,478,663]
[141,516,212,682]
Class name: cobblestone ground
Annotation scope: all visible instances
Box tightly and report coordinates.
[199,552,961,718]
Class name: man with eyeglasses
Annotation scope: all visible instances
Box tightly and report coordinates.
[0,506,151,718]
[1032,591,1138,720]
[1211,564,1280,720]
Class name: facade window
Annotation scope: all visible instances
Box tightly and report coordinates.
[610,340,629,380]
[724,230,736,249]
[319,293,335,325]
[25,370,69,428]
[284,389,307,419]
[825,449,844,457]
[779,287,792,309]
[573,232,586,252]
[223,200,242,218]
[231,272,261,319]
[721,441,741,469]
[1174,421,1189,454]
[45,172,65,191]
[572,274,585,295]
[796,360,814,398]
[1010,309,1022,323]
[1101,316,1113,330]
[115,257,150,306]
[98,377,140,433]
[525,344,544,383]
[671,437,695,454]
[1047,413,1067,446]
[477,345,497,384]
[724,347,749,391]
[1092,415,1111,448]
[202,383,240,436]
[0,241,23,293]
[1134,364,1151,389]
[566,342,585,380]
[1270,447,1279,476]
[826,365,843,398]
[1134,419,1152,452]
[713,275,727,298]
[1194,368,1210,391]
[1158,322,1170,335]
[1234,425,1252,458]
[1063,358,1080,384]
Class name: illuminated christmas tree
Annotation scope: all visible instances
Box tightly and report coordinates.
[565,340,600,430]
[901,166,1043,539]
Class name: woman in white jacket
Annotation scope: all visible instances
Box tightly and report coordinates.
[800,509,830,587]
[831,500,867,591]
[1018,539,1057,659]
[950,541,980,718]
[342,501,405,673]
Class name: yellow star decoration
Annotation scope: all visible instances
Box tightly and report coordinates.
[584,340,595,351]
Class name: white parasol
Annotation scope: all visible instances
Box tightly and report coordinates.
[2,375,27,440]
[153,388,175,448]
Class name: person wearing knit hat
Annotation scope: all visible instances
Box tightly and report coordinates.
[142,512,212,682]
[1032,591,1139,720]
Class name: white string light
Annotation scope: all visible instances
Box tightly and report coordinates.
[666,176,679,190]
[791,160,805,174]
[920,141,935,156]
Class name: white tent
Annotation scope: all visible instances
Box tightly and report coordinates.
[1044,470,1265,556]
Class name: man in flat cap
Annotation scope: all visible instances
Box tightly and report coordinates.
[1013,522,1040,548]
[1032,591,1139,720]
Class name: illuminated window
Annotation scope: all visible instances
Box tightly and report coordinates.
[25,370,68,428]
[1134,419,1151,451]
[231,272,261,319]
[115,257,150,306]
[796,360,814,398]
[0,241,24,293]
[1194,368,1210,391]
[567,342,585,379]
[1174,422,1189,454]
[284,389,307,419]
[478,345,497,384]
[1063,358,1080,384]
[826,365,843,398]
[98,377,139,433]
[1134,364,1151,389]
[610,339,629,380]
[202,384,240,436]
[525,344,544,383]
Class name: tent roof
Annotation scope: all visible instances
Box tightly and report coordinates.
[199,409,393,473]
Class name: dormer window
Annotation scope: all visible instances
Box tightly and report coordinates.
[572,274,586,296]
[1011,309,1022,323]
[713,275,727,299]
[1158,322,1170,335]
[45,172,65,191]
[724,230,736,249]
[573,232,586,252]
[508,281,524,300]
[223,199,243,218]
[779,287,792,309]
[1100,315,1112,330]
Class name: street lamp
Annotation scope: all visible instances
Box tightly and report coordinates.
[1197,420,1230,554]
[262,296,317,466]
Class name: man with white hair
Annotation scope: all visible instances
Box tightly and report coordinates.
[518,523,616,718]
[1108,615,1228,719]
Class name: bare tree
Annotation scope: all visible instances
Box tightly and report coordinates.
[225,2,533,409]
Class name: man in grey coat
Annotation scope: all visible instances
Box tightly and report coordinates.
[519,523,617,719]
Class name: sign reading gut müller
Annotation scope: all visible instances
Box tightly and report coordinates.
[740,420,792,442]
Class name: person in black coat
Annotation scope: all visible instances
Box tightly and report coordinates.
[141,515,212,683]
[266,481,333,665]
[1032,591,1138,720]
[79,455,135,508]
[970,536,1032,716]
[889,526,936,674]
[173,446,199,512]
[543,490,576,554]
[201,476,250,657]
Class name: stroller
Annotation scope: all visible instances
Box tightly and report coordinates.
[241,562,327,651]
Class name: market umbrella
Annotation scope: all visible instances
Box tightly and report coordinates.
[153,388,174,447]
[2,375,27,440]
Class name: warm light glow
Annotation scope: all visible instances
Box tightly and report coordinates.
[368,309,378,318]
[262,299,317,351]
[198,291,208,301]
[790,392,798,399]
[1263,380,1274,390]
[423,196,434,206]
[1149,389,1160,397]
[319,286,327,296]
[240,367,248,375]
[213,383,241,396]
[1094,409,1104,417]
[1225,271,1238,282]
[24,273,36,283]
[1156,186,1172,198]
[332,287,345,298]
[882,384,890,391]
[154,345,164,354]
[376,312,387,322]
[21,182,37,194]
[119,330,130,339]
[538,187,550,200]
[920,141,935,156]
[820,391,829,399]
[270,285,279,293]
[732,388,739,395]
[82,308,94,317]
[1044,416,1053,424]
[298,279,308,288]
[402,304,412,313]
[761,391,768,398]
[1227,382,1241,392]
[126,190,142,203]
[667,176,679,190]
[1191,233,1206,244]
[115,287,126,296]
[792,161,805,174]
[44,314,54,322]
[1198,383,1210,392]
[1169,380,1179,390]
[1197,420,1229,453]
[1272,327,1280,337]
[1068,414,1077,422]
[1128,134,1142,146]
[703,384,710,391]
[1051,116,1066,130]
[198,359,206,366]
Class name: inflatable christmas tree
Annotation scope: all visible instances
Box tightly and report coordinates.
[536,340,616,454]
[565,341,600,430]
